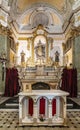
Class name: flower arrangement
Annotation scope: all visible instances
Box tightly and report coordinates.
[39,114,45,122]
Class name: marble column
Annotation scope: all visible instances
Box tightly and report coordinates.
[33,100,37,123]
[48,99,52,118]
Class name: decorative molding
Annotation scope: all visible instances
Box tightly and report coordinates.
[73,0,80,10]
[0,24,12,35]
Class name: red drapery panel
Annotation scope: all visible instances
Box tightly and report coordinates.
[4,68,20,97]
[4,68,11,96]
[28,98,33,116]
[61,68,77,97]
[39,97,45,115]
[52,99,56,116]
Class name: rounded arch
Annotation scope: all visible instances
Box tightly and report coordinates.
[32,82,50,90]
[51,96,65,117]
[21,96,33,103]
[18,3,63,26]
[21,96,34,117]
[31,12,49,27]
[37,95,49,103]
[37,96,49,117]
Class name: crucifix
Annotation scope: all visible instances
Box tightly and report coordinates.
[0,52,7,81]
[2,61,6,81]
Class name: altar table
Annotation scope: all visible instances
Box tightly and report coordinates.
[19,90,69,126]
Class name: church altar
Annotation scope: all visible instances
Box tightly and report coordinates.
[17,25,69,126]
[19,90,69,126]
[18,65,62,90]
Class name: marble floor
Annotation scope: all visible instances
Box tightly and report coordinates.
[0,96,80,130]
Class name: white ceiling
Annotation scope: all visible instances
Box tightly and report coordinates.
[9,0,74,34]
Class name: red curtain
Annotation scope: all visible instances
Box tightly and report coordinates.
[4,68,20,97]
[39,97,45,115]
[4,68,11,96]
[61,68,77,97]
[28,98,33,116]
[52,99,56,116]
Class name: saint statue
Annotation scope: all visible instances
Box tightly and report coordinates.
[55,51,60,66]
[35,40,45,59]
[20,50,25,67]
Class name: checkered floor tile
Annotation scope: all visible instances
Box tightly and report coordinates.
[0,96,80,129]
[0,111,80,129]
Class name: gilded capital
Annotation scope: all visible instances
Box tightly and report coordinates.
[0,25,12,36]
[16,42,19,51]
[62,43,66,51]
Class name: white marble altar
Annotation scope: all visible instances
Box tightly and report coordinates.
[18,66,63,90]
[19,90,69,126]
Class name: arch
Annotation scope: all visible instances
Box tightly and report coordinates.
[28,98,34,116]
[37,96,49,118]
[59,97,65,118]
[52,97,65,117]
[32,82,50,90]
[31,12,49,27]
[18,3,63,26]
[22,96,34,117]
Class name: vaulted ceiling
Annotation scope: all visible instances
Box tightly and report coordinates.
[15,0,65,12]
[9,0,74,34]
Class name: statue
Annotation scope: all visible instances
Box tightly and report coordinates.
[35,40,45,65]
[55,51,60,66]
[20,50,25,67]
[35,40,45,58]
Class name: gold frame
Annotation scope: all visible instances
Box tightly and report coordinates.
[31,25,49,66]
[22,82,32,92]
[27,25,53,66]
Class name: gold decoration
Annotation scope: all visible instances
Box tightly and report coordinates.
[62,43,66,51]
[78,16,80,21]
[20,50,26,67]
[70,27,80,37]
[27,42,30,50]
[47,57,53,66]
[0,25,12,36]
[26,25,54,67]
[16,42,19,51]
[18,37,27,40]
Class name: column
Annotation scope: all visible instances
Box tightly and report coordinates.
[33,100,37,123]
[49,100,52,118]
[63,96,67,126]
[19,96,23,123]
[15,42,19,66]
[56,97,60,118]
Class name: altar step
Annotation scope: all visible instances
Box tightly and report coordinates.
[6,103,19,107]
[5,103,73,107]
